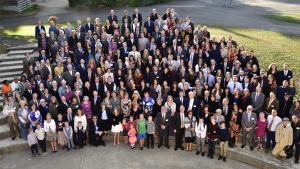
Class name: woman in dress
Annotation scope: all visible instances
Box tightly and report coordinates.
[28,103,42,131]
[149,79,161,101]
[254,112,268,151]
[81,96,92,122]
[165,95,176,136]
[121,92,132,121]
[161,81,170,102]
[228,106,240,148]
[56,113,66,149]
[184,110,197,151]
[74,109,87,145]
[137,80,149,99]
[111,108,123,145]
[17,100,30,139]
[44,113,57,152]
[169,81,179,99]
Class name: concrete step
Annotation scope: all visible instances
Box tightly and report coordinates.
[0,124,10,139]
[0,137,28,154]
[0,113,6,125]
[7,44,38,51]
[7,50,34,56]
[0,71,22,79]
[0,60,23,67]
[0,52,39,62]
[0,65,23,73]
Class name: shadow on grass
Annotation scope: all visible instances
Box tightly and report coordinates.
[263,14,300,24]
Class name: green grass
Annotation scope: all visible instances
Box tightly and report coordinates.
[0,23,300,97]
[263,13,300,24]
[0,5,43,20]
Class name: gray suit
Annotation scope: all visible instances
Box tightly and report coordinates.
[241,112,257,146]
[23,58,36,72]
[138,38,149,52]
[154,19,164,31]
[62,70,76,87]
[251,92,265,113]
[215,115,225,127]
[64,27,74,38]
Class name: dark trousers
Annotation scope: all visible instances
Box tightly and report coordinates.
[89,134,104,147]
[208,140,217,155]
[30,144,39,154]
[38,139,46,152]
[288,140,300,160]
[146,133,154,147]
[158,128,169,147]
[266,130,276,150]
[175,128,185,148]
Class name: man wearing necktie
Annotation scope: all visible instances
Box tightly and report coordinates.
[156,106,170,149]
[251,86,265,114]
[241,105,257,151]
[88,115,105,147]
[174,105,186,151]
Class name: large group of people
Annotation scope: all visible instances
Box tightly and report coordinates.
[2,7,300,164]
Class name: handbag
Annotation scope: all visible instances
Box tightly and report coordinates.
[284,145,293,154]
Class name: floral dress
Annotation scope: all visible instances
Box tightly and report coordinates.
[228,113,240,147]
[122,99,131,120]
[28,110,42,131]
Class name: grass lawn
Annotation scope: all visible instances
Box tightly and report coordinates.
[263,13,300,24]
[0,5,44,20]
[1,23,300,96]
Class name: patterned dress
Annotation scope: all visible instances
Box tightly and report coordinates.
[228,113,240,147]
[122,99,131,121]
[81,101,92,122]
[28,110,42,131]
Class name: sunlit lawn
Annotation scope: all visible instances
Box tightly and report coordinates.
[263,13,300,24]
[1,23,299,96]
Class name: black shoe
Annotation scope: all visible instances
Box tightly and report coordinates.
[158,145,161,148]
[102,142,106,147]
[67,148,70,151]
[286,155,292,159]
[250,146,254,151]
[180,146,184,150]
[140,147,143,150]
[32,153,36,157]
[147,146,149,149]
[196,151,200,155]
[166,146,170,149]
[19,136,21,139]
[223,157,226,162]
[143,144,147,147]
[151,146,154,149]
[210,154,214,159]
[12,137,16,140]
[174,147,178,151]
[202,152,205,156]
[218,156,222,160]
[241,145,246,148]
[74,147,77,150]
[295,160,299,164]
[207,153,210,158]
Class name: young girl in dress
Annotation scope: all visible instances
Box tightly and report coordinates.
[128,124,137,149]
[122,119,128,144]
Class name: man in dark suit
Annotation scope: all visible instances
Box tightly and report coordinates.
[84,17,94,33]
[35,20,46,39]
[54,70,63,87]
[209,43,221,65]
[91,91,102,115]
[174,105,186,151]
[241,105,257,151]
[149,65,162,85]
[89,115,105,147]
[76,20,86,33]
[47,31,57,53]
[76,59,87,79]
[170,39,178,56]
[174,91,188,112]
[277,63,293,86]
[120,42,132,58]
[186,16,194,32]
[144,16,155,37]
[238,70,245,83]
[263,92,279,116]
[209,59,218,76]
[257,70,268,95]
[220,98,232,127]
[157,31,167,48]
[242,76,253,93]
[23,84,34,103]
[91,76,103,95]
[59,96,69,115]
[127,33,138,50]
[188,47,199,69]
[108,10,118,24]
[171,29,183,46]
[185,92,200,120]
[39,50,50,63]
[23,53,36,73]
[278,93,293,118]
[62,64,76,87]
[41,59,53,81]
[74,42,85,66]
[121,18,131,35]
[132,9,142,24]
[156,106,170,148]
[76,28,85,48]
[84,68,95,85]
[220,57,231,76]
[151,26,161,42]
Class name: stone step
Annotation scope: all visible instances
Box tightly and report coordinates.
[0,124,10,139]
[0,52,39,62]
[0,71,22,79]
[7,44,38,51]
[7,50,34,56]
[0,137,28,154]
[0,65,23,73]
[0,60,23,67]
[0,113,6,125]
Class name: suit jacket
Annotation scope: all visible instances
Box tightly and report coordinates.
[74,48,85,64]
[241,112,257,129]
[47,35,57,48]
[98,108,112,122]
[174,97,188,113]
[157,36,168,48]
[23,89,34,102]
[23,58,36,72]
[120,47,132,58]
[174,112,186,130]
[59,103,69,115]
[62,70,76,87]
[154,19,164,31]
[151,31,161,42]
[251,92,265,113]
[84,73,95,85]
[42,65,54,80]
[108,15,118,24]
[132,13,142,24]
[63,112,75,127]
[91,83,103,94]
[91,96,102,114]
[277,70,293,86]
[220,62,231,76]
[149,71,162,84]
[54,75,63,87]
[143,21,155,35]
[138,38,149,52]
[156,112,171,131]
[126,39,138,50]
[220,105,233,127]
[76,64,87,79]
[263,97,279,115]
[185,99,200,119]
[121,23,131,35]
[76,32,85,47]
[64,27,74,38]
[35,25,46,39]
[187,52,199,68]
[85,23,94,33]
[242,83,253,93]
[39,54,50,63]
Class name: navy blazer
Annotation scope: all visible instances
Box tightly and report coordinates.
[85,23,94,33]
[35,25,46,39]
[185,98,200,119]
[98,108,112,122]
[76,64,87,79]
[174,97,188,113]
[242,82,253,93]
[108,15,118,24]
[74,48,85,65]
[120,47,132,58]
[143,21,155,35]
[277,70,293,86]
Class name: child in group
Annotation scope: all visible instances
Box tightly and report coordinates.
[195,117,207,156]
[218,121,229,162]
[137,114,147,150]
[122,119,128,144]
[146,116,155,149]
[128,124,137,149]
[75,121,85,149]
[56,113,67,149]
[35,123,47,154]
[27,128,40,157]
[63,121,77,151]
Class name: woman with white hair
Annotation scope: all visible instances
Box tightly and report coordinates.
[81,96,92,122]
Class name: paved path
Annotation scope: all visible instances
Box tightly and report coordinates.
[0,143,258,169]
[0,0,300,35]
